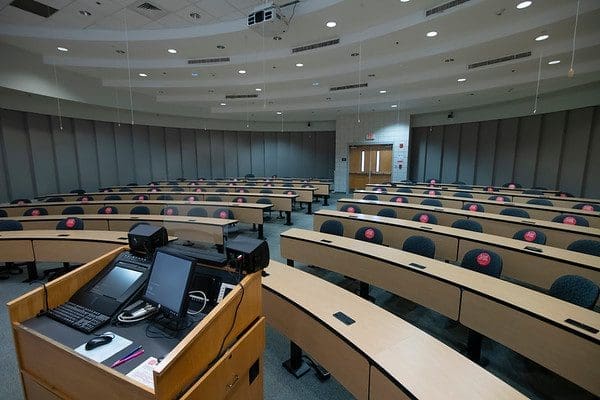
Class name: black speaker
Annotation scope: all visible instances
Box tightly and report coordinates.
[128,224,168,258]
[226,237,269,273]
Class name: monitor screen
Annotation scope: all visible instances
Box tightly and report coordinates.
[91,265,143,300]
[144,251,194,317]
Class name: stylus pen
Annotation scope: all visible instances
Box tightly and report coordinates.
[111,348,144,368]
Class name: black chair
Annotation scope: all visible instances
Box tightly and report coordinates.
[453,192,473,198]
[236,188,249,193]
[483,186,498,193]
[395,188,412,193]
[213,208,234,219]
[62,206,85,215]
[527,198,553,206]
[206,196,222,202]
[340,204,361,214]
[460,249,503,277]
[156,195,174,201]
[185,195,200,202]
[457,185,472,190]
[23,207,48,216]
[372,187,387,193]
[97,206,118,214]
[549,275,599,309]
[245,174,255,179]
[551,214,589,227]
[118,188,133,192]
[100,188,113,192]
[126,182,138,187]
[0,210,6,218]
[423,190,441,196]
[489,195,510,202]
[463,203,484,212]
[11,198,31,204]
[523,189,544,195]
[556,191,574,198]
[502,183,522,189]
[216,188,229,193]
[402,236,435,258]
[187,207,208,217]
[567,240,600,257]
[160,206,179,216]
[0,220,27,280]
[377,208,397,218]
[573,203,600,212]
[390,196,408,203]
[167,181,178,185]
[363,194,378,200]
[130,206,150,215]
[77,195,94,202]
[171,187,184,192]
[500,208,530,218]
[256,198,273,220]
[451,219,483,233]
[133,194,149,201]
[233,197,247,203]
[412,213,437,224]
[319,220,344,236]
[104,195,122,201]
[70,189,86,195]
[453,181,466,185]
[45,196,65,202]
[513,229,547,245]
[260,189,273,194]
[421,199,443,207]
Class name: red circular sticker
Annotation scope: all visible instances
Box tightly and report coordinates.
[150,183,155,186]
[151,189,157,192]
[81,197,89,202]
[228,183,234,186]
[376,188,382,193]
[347,207,356,213]
[287,191,293,195]
[137,196,144,200]
[199,178,204,181]
[187,196,195,202]
[364,228,375,239]
[524,230,537,242]
[32,209,40,216]
[582,205,594,211]
[486,187,493,192]
[18,200,25,205]
[104,207,113,214]
[495,197,505,203]
[219,211,228,219]
[236,198,244,203]
[395,197,404,203]
[508,184,516,189]
[428,190,436,195]
[166,208,174,215]
[266,184,272,187]
[190,182,197,186]
[476,252,491,266]
[419,214,429,223]
[66,218,76,228]
[195,188,203,192]
[430,179,436,184]
[563,216,576,225]
[469,204,479,212]
[560,193,567,197]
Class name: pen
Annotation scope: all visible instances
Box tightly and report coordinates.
[111,348,144,368]
[119,345,143,361]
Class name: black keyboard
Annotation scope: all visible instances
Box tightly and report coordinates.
[47,302,111,334]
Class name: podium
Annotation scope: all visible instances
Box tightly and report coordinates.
[7,247,264,400]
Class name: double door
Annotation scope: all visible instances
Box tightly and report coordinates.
[348,144,392,190]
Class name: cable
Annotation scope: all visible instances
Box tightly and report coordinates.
[29,280,49,316]
[187,290,208,315]
[217,281,245,357]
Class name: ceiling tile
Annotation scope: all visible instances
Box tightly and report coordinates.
[175,4,215,24]
[155,12,192,28]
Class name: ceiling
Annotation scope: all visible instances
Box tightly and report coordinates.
[0,0,598,122]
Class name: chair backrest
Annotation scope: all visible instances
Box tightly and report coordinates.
[372,187,387,193]
[98,206,118,214]
[56,217,84,230]
[100,188,114,192]
[256,198,272,205]
[363,194,378,200]
[423,190,441,196]
[426,178,438,185]
[236,188,249,193]
[260,189,273,194]
[0,210,6,218]
[104,195,122,201]
[523,189,544,195]
[502,183,522,189]
[451,219,483,233]
[457,185,472,190]
[340,204,361,214]
[389,196,408,203]
[319,220,344,236]
[284,190,297,196]
[453,191,473,198]
[532,186,547,190]
[396,188,412,193]
[354,226,383,245]
[557,191,574,197]
[0,220,23,231]
[171,187,184,192]
[62,206,85,215]
[23,207,48,216]
[489,195,510,202]
[11,198,32,204]
[130,206,150,215]
[549,275,600,309]
[499,207,530,218]
[377,208,397,218]
[567,240,600,257]
[45,196,65,202]
[512,229,547,245]
[526,198,553,206]
[118,188,133,192]
[213,208,234,219]
[233,197,247,203]
[460,249,503,277]
[126,182,138,186]
[77,195,94,202]
[551,214,589,227]
[483,186,498,192]
[216,188,229,193]
[187,207,208,217]
[206,196,222,202]
[402,236,436,258]
[573,203,600,212]
[69,189,86,195]
[421,199,443,207]
[462,203,484,212]
[185,195,199,202]
[160,206,179,216]
[412,213,438,224]
[133,194,149,201]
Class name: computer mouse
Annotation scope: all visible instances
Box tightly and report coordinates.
[85,335,113,351]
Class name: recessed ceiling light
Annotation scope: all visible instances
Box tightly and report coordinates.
[457,78,467,82]
[167,48,177,54]
[57,46,68,52]
[535,34,549,41]
[351,52,359,57]
[273,36,282,41]
[296,63,304,67]
[138,73,148,77]
[368,74,375,78]
[391,104,398,108]
[238,70,247,74]
[216,45,225,49]
[189,12,201,19]
[276,111,282,115]
[255,88,262,91]
[312,82,319,86]
[115,49,125,54]
[426,31,438,38]
[191,72,198,77]
[79,10,91,16]
[326,97,331,100]
[220,102,226,106]
[516,1,532,9]
[326,21,337,28]
[400,0,410,2]
[548,60,561,65]
[379,90,387,94]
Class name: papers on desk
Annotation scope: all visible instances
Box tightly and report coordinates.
[74,332,132,363]
[126,357,159,389]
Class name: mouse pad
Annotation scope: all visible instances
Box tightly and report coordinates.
[74,332,132,363]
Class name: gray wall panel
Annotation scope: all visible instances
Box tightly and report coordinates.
[149,126,167,181]
[210,131,225,178]
[409,127,428,181]
[535,111,566,189]
[73,118,100,192]
[583,107,600,198]
[424,126,443,181]
[165,128,182,180]
[277,132,290,177]
[27,113,58,196]
[302,132,316,178]
[250,132,265,177]
[237,132,252,176]
[181,129,196,179]
[51,117,79,193]
[114,124,135,185]
[457,122,478,184]
[195,131,212,179]
[289,132,303,177]
[131,125,151,185]
[223,133,238,177]
[513,115,541,188]
[441,124,460,183]
[475,120,497,185]
[493,118,518,185]
[0,112,9,202]
[95,121,118,188]
[558,107,594,195]
[1,109,34,198]
[264,132,277,177]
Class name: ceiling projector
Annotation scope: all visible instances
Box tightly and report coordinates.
[247,2,288,37]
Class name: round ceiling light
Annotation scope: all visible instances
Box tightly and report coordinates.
[516,1,532,9]
[255,88,262,91]
[220,102,226,106]
[138,73,148,77]
[312,82,319,86]
[276,111,283,115]
[191,72,198,77]
[535,34,549,41]
[426,31,438,37]
[326,21,337,28]
[57,46,68,52]
[189,12,201,19]
[457,78,467,82]
[167,48,177,54]
[548,60,560,65]
[391,104,398,108]
[379,90,387,94]
[296,63,304,67]
[238,70,247,74]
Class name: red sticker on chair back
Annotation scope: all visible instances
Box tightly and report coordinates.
[286,191,293,195]
[151,188,157,192]
[430,179,436,184]
[104,207,113,214]
[228,183,234,186]
[428,190,436,195]
[508,184,516,189]
[195,188,203,192]
[582,204,594,211]
[395,197,404,203]
[495,196,505,203]
[66,218,76,228]
[32,209,40,216]
[137,195,145,200]
[468,204,479,212]
[375,188,382,193]
[524,230,537,242]
[364,228,375,240]
[236,198,244,203]
[18,200,25,205]
[165,208,174,215]
[563,216,576,225]
[187,196,195,202]
[486,187,494,192]
[560,193,567,197]
[476,252,491,266]
[346,207,356,213]
[219,211,228,219]
[419,214,429,223]
[81,197,89,202]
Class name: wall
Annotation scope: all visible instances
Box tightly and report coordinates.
[409,105,600,198]
[0,108,335,202]
[335,111,410,192]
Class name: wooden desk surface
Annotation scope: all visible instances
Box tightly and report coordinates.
[263,261,526,400]
[0,229,129,242]
[383,182,563,195]
[3,214,236,227]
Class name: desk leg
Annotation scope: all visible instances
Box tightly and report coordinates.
[359,282,375,302]
[306,202,313,215]
[258,224,264,240]
[23,262,39,283]
[251,223,257,232]
[285,211,293,226]
[287,259,294,267]
[282,341,311,379]
[466,330,488,366]
[323,195,329,206]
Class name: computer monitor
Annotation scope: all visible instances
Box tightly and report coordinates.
[143,250,194,319]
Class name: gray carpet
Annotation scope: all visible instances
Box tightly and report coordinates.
[0,194,595,399]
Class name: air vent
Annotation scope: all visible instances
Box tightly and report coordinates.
[128,0,167,21]
[137,2,161,11]
[468,51,531,69]
[225,94,259,99]
[292,38,340,54]
[425,0,471,17]
[330,83,368,92]
[187,57,230,65]
[10,0,58,18]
